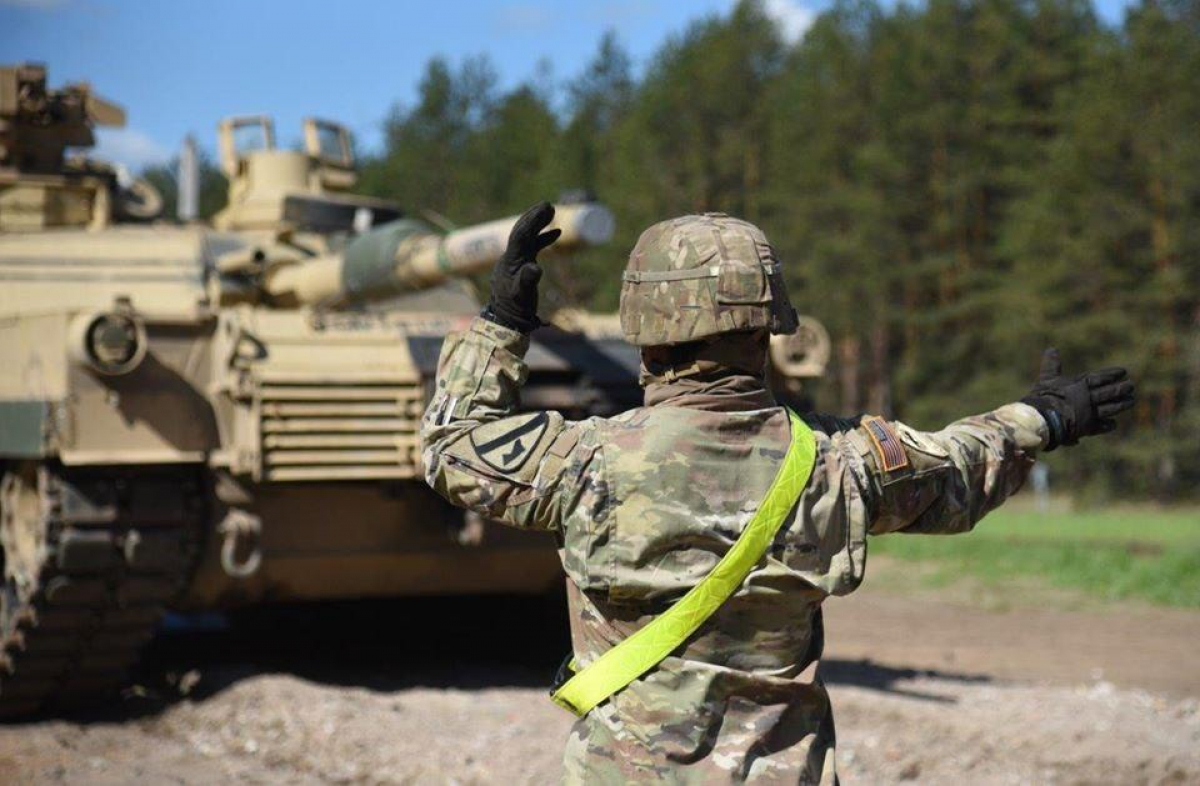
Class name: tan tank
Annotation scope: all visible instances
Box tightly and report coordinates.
[0,64,828,716]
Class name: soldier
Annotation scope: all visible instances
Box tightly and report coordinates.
[421,203,1135,784]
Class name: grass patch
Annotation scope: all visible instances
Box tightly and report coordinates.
[869,504,1200,608]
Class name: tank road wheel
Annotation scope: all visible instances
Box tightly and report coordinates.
[0,463,205,719]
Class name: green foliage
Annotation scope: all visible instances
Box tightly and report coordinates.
[358,0,1200,498]
[950,506,1200,545]
[871,505,1200,607]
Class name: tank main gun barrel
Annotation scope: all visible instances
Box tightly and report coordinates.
[263,202,615,307]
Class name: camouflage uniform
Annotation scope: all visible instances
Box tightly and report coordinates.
[421,316,1047,784]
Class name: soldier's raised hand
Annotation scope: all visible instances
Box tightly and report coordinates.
[483,201,561,333]
[1020,348,1136,451]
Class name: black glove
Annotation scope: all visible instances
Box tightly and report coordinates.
[1020,348,1135,451]
[482,201,561,333]
[803,412,864,435]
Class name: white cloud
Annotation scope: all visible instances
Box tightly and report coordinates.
[762,0,815,44]
[91,128,170,172]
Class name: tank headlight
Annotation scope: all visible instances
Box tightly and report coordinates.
[69,311,148,376]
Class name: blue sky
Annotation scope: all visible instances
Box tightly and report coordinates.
[1,0,1136,171]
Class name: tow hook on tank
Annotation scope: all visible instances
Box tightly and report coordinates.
[218,508,262,578]
[454,510,486,546]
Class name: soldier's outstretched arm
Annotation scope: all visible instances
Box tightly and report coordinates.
[421,203,605,532]
[848,403,1046,535]
[421,318,602,531]
[849,349,1135,535]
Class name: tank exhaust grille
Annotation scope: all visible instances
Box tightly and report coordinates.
[257,373,424,481]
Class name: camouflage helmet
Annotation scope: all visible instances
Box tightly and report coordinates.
[619,213,799,346]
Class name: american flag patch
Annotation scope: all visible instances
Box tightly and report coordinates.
[863,416,909,472]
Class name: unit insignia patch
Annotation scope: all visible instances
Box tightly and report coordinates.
[470,411,550,474]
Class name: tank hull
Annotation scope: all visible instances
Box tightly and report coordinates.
[181,480,561,608]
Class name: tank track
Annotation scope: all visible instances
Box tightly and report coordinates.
[0,465,205,719]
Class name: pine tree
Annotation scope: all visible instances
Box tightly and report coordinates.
[1003,0,1200,496]
[359,56,499,220]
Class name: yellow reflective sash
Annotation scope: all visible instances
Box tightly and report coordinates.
[551,409,817,716]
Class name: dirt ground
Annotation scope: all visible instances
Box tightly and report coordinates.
[1,584,1197,785]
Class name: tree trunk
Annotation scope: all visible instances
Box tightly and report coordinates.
[868,315,892,416]
[838,336,862,414]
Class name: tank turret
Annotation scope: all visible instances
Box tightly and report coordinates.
[213,114,400,234]
[0,62,162,230]
[208,114,615,308]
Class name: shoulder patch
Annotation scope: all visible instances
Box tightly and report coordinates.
[470,412,551,474]
[862,416,909,472]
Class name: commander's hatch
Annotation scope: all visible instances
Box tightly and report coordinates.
[213,115,400,234]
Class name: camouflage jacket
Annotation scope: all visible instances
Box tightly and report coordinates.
[421,318,1047,785]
